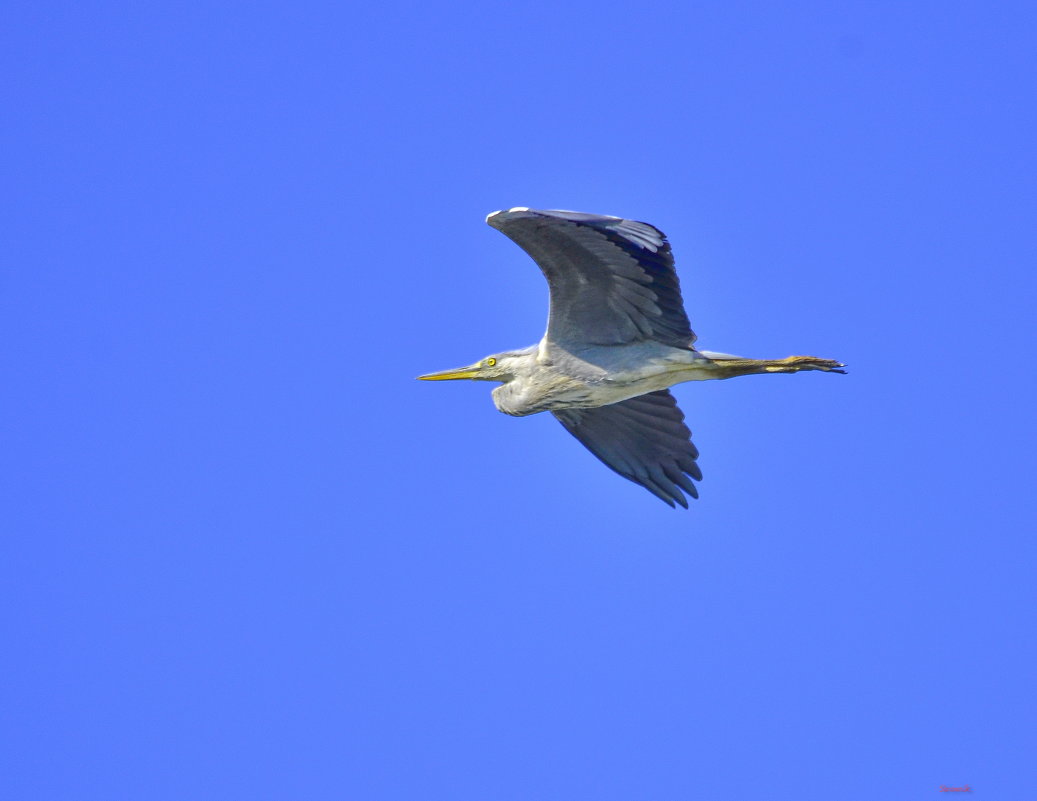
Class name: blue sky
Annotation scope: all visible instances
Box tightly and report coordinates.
[3,2,1036,799]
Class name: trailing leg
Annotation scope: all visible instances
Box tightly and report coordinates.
[705,355,846,379]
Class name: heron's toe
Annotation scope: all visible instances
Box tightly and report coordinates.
[783,356,847,374]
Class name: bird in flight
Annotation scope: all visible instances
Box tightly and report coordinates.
[419,208,844,507]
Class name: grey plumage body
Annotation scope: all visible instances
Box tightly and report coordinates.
[489,343,715,417]
[419,208,844,507]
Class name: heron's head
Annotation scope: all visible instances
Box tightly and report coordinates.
[417,349,532,383]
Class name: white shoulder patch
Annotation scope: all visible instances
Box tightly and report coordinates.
[486,207,530,222]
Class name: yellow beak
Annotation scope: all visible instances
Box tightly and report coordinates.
[416,364,482,381]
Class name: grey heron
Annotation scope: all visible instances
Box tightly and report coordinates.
[419,208,844,508]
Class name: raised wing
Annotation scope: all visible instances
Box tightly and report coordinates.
[552,390,702,508]
[486,208,696,349]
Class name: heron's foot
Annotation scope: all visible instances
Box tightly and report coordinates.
[765,356,847,374]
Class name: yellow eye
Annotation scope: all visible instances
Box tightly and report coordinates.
[485,357,497,367]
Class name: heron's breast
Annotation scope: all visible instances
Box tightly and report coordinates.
[492,374,599,417]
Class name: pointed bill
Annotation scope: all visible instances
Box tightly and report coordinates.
[416,363,482,381]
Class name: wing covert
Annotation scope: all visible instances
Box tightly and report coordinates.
[486,208,696,349]
[552,390,702,508]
